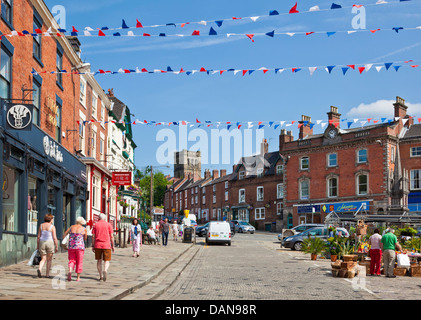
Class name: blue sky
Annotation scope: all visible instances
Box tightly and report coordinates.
[45,0,421,177]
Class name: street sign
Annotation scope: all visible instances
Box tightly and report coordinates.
[112,172,132,186]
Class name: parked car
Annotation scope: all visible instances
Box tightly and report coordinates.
[231,220,255,234]
[282,226,349,251]
[206,221,232,246]
[196,223,209,237]
[277,223,325,241]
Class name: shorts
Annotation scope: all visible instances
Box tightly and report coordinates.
[94,248,112,261]
[39,240,55,255]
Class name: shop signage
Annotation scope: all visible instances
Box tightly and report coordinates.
[46,96,59,127]
[298,205,321,214]
[6,104,33,130]
[322,201,369,213]
[43,135,64,163]
[112,172,132,186]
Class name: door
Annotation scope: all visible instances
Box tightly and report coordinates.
[299,215,306,225]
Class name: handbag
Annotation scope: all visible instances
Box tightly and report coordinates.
[28,249,41,266]
[61,234,69,250]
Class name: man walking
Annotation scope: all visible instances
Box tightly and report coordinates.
[162,218,170,246]
[92,214,114,281]
[381,228,402,278]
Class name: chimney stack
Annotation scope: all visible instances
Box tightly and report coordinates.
[212,169,219,180]
[394,96,408,119]
[299,115,313,139]
[220,169,227,177]
[260,139,269,155]
[204,169,211,179]
[327,106,341,127]
[279,129,293,151]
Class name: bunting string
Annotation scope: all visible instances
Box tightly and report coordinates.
[7,25,421,39]
[32,59,419,76]
[78,116,420,130]
[3,0,416,38]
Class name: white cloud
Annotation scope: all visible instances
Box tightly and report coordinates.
[346,99,421,118]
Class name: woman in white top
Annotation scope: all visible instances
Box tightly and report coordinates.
[130,219,142,257]
[36,214,58,278]
[368,228,382,276]
[172,220,179,241]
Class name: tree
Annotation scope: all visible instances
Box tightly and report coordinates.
[137,171,171,207]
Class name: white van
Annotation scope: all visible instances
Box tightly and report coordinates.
[206,221,232,246]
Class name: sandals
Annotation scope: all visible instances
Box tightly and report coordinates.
[37,269,42,278]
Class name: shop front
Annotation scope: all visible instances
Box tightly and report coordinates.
[0,103,87,267]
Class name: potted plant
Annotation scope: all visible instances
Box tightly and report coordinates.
[337,240,357,260]
[325,237,339,262]
[302,237,326,260]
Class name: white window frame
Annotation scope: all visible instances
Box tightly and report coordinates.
[300,179,310,200]
[411,147,421,157]
[327,176,338,198]
[357,149,368,164]
[328,153,337,167]
[276,165,283,175]
[239,189,245,203]
[92,175,100,210]
[277,202,283,215]
[225,181,228,189]
[92,92,98,119]
[239,171,245,180]
[255,208,265,220]
[357,174,368,195]
[257,168,264,178]
[202,195,206,204]
[277,183,284,199]
[410,170,421,190]
[257,186,264,202]
[300,157,309,170]
[213,195,216,204]
[225,191,229,201]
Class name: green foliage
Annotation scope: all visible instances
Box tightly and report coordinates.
[137,171,171,207]
[398,226,418,237]
[302,237,326,255]
[337,240,357,259]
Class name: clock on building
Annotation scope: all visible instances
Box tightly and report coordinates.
[328,128,338,139]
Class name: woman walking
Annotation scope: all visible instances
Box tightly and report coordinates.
[63,217,87,282]
[131,219,142,257]
[172,220,179,241]
[36,214,58,278]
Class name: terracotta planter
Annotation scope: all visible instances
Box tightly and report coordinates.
[311,253,317,260]
[331,255,338,262]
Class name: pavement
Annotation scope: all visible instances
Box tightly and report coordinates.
[0,238,198,300]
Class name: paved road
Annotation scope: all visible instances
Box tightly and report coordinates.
[156,233,421,300]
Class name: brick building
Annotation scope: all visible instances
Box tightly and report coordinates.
[281,98,415,228]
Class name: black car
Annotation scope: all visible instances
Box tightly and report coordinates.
[196,223,209,237]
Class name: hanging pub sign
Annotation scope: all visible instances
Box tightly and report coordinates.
[112,172,132,186]
[6,104,33,131]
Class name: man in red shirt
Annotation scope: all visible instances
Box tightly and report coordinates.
[92,214,114,281]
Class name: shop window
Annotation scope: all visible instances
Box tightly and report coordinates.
[2,165,20,232]
[28,176,39,235]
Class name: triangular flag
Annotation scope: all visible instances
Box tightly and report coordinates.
[326,66,335,74]
[269,10,279,15]
[98,30,106,36]
[358,67,365,74]
[347,65,355,70]
[393,65,401,71]
[393,27,403,33]
[198,21,207,26]
[289,2,299,13]
[192,30,200,36]
[292,68,301,73]
[342,67,349,75]
[122,19,129,29]
[309,67,317,76]
[215,20,223,27]
[385,62,393,70]
[365,64,373,72]
[246,34,255,42]
[242,70,248,76]
[306,32,315,36]
[331,3,342,9]
[375,66,383,72]
[347,122,353,128]
[136,19,143,28]
[250,16,260,22]
[309,5,320,11]
[209,27,217,35]
[265,30,275,37]
[327,32,336,37]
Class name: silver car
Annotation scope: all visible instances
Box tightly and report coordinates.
[278,224,325,241]
[231,220,255,234]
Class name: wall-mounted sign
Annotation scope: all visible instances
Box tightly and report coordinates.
[43,135,64,163]
[322,201,369,213]
[112,172,132,186]
[6,104,33,130]
[45,96,59,127]
[297,205,321,214]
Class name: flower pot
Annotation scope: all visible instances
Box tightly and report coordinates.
[311,253,317,260]
[331,255,338,262]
